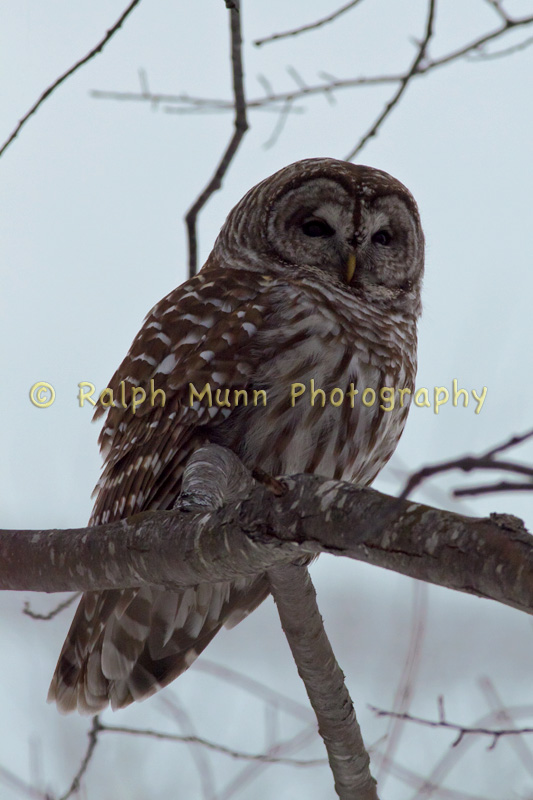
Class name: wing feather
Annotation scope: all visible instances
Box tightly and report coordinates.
[49,267,276,714]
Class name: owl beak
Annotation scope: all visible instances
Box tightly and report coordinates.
[346,253,357,284]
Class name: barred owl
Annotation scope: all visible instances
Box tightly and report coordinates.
[49,157,424,714]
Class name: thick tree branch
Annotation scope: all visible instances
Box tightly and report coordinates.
[184,3,248,277]
[269,564,378,799]
[0,0,142,159]
[1,463,532,618]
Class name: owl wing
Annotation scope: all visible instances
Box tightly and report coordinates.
[48,267,278,714]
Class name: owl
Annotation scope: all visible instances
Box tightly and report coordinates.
[48,157,424,714]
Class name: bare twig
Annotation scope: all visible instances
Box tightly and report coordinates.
[414,12,533,71]
[484,428,533,459]
[56,716,100,800]
[403,704,533,798]
[0,763,46,800]
[466,33,533,60]
[96,721,326,766]
[254,0,365,47]
[376,581,428,790]
[262,99,293,149]
[345,0,436,160]
[399,428,533,501]
[482,0,510,24]
[214,725,320,800]
[370,704,533,750]
[196,659,315,723]
[23,593,80,620]
[157,696,216,800]
[184,4,248,277]
[95,17,533,110]
[91,9,533,160]
[0,0,142,159]
[454,480,533,497]
[478,677,533,776]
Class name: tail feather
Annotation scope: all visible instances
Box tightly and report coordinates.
[48,577,270,715]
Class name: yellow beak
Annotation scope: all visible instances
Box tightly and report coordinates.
[346,253,356,283]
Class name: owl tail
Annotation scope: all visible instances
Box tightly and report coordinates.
[48,577,269,715]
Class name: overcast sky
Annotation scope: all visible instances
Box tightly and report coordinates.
[1,1,533,798]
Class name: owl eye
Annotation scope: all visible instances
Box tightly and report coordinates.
[372,230,392,246]
[302,219,335,238]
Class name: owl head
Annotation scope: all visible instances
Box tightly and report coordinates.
[214,157,424,316]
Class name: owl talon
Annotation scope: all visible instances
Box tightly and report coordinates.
[252,468,288,497]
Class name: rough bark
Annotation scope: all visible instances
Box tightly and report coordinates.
[269,563,379,799]
[0,461,530,619]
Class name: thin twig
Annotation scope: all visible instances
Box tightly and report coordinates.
[482,0,510,24]
[0,763,46,800]
[370,705,533,750]
[415,14,531,71]
[157,696,216,800]
[254,0,365,47]
[90,10,533,149]
[398,428,533,501]
[478,676,533,776]
[376,582,428,790]
[345,0,437,160]
[262,99,293,148]
[466,33,533,60]
[98,720,326,766]
[195,659,315,723]
[454,480,533,497]
[56,716,100,800]
[214,726,319,800]
[0,0,142,159]
[184,4,248,277]
[23,592,80,620]
[484,428,533,459]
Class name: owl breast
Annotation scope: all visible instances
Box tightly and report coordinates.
[211,279,416,486]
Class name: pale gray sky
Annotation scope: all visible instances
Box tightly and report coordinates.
[1,1,533,798]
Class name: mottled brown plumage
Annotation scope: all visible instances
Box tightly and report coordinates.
[48,158,424,714]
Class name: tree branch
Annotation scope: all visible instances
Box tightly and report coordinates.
[399,428,533,500]
[4,445,532,796]
[96,720,326,766]
[56,716,100,800]
[23,592,80,621]
[345,0,436,160]
[180,446,378,798]
[269,564,379,799]
[254,0,365,47]
[1,454,532,618]
[90,9,533,159]
[0,0,142,159]
[370,704,533,750]
[184,3,248,277]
